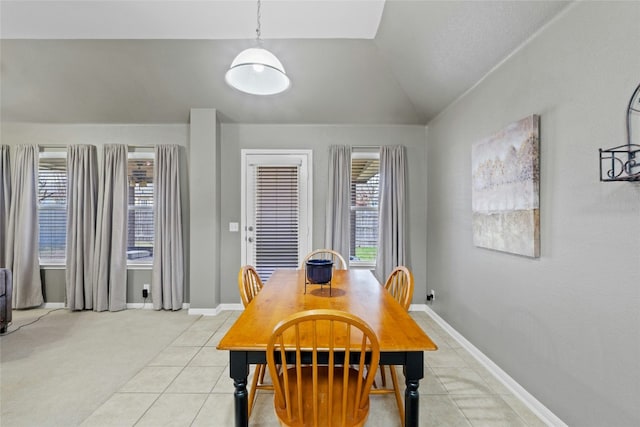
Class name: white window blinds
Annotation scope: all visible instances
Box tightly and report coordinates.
[254,165,300,280]
[127,155,154,263]
[38,153,67,264]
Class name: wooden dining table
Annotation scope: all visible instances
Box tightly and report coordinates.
[217,268,437,427]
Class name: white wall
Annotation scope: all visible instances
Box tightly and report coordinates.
[425,2,640,426]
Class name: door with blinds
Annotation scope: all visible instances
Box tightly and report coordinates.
[241,150,312,282]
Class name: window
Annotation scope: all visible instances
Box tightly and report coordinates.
[127,152,154,264]
[38,151,67,264]
[350,151,380,267]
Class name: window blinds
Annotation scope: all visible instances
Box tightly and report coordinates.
[38,155,67,263]
[127,157,154,262]
[254,165,300,281]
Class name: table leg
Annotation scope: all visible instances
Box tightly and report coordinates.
[229,351,249,427]
[404,351,424,427]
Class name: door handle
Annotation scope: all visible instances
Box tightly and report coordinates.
[247,237,254,243]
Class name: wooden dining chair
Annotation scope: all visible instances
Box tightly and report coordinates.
[384,266,414,312]
[266,309,380,427]
[238,265,263,308]
[370,266,414,425]
[302,249,348,270]
[237,265,272,417]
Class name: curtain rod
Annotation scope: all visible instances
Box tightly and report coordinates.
[38,144,153,149]
[352,145,380,150]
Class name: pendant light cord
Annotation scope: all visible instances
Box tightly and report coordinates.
[256,0,262,43]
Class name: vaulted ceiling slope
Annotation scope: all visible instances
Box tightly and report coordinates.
[0,1,570,125]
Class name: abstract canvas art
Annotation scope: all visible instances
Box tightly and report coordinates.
[472,115,540,257]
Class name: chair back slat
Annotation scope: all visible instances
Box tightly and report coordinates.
[312,320,318,427]
[327,322,335,425]
[279,334,293,420]
[355,334,367,412]
[342,324,351,424]
[296,324,305,424]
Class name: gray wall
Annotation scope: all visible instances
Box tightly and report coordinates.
[425,3,640,426]
[1,122,428,310]
[219,124,427,304]
[1,123,190,305]
[188,109,221,309]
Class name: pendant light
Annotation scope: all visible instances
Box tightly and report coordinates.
[225,0,290,95]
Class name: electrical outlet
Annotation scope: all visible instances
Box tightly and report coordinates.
[427,289,435,302]
[142,284,150,299]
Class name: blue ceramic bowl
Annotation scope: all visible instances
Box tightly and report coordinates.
[306,259,333,284]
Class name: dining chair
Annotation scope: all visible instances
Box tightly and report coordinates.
[370,265,414,425]
[237,265,272,417]
[238,265,263,308]
[266,309,380,427]
[302,249,348,270]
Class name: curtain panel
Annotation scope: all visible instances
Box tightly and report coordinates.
[66,145,98,310]
[7,145,43,308]
[92,144,128,312]
[375,145,407,284]
[0,145,10,268]
[325,145,351,264]
[152,145,184,310]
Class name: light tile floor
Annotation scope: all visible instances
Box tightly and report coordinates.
[81,311,547,427]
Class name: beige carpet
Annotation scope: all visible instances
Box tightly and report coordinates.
[1,308,199,427]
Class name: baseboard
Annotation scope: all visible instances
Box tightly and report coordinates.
[126,302,190,310]
[423,306,567,427]
[126,303,154,309]
[188,304,244,316]
[188,307,218,316]
[218,303,244,311]
[43,302,65,309]
[409,303,428,312]
[42,302,192,310]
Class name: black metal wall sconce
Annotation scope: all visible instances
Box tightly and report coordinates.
[599,83,640,182]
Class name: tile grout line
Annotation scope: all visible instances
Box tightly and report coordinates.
[128,314,222,426]
[136,313,231,426]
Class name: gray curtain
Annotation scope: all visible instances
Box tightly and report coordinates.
[66,145,98,310]
[0,145,10,268]
[152,145,184,310]
[7,145,43,308]
[324,145,351,264]
[92,144,128,312]
[375,145,406,283]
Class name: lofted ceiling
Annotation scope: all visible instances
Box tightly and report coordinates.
[0,0,571,125]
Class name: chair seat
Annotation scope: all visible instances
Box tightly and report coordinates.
[274,366,370,427]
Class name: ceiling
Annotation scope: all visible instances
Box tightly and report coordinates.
[0,0,571,125]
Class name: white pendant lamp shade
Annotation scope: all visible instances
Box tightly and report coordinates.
[225,47,290,96]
